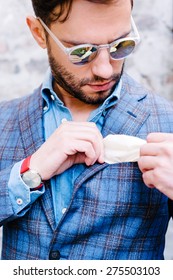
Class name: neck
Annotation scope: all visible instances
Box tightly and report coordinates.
[53,83,99,122]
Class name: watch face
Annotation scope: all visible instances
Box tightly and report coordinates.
[22,170,42,189]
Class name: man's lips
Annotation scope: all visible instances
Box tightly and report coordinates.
[87,80,115,92]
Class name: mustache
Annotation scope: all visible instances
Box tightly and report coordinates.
[79,63,125,87]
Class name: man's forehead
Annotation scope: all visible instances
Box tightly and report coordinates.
[55,0,130,17]
[58,0,131,19]
[54,0,131,45]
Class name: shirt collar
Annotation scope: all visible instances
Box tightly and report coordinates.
[41,67,122,112]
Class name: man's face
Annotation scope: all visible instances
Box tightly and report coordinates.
[46,0,131,105]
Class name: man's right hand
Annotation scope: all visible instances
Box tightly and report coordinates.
[29,121,105,180]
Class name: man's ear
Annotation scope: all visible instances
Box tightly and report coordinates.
[26,16,47,49]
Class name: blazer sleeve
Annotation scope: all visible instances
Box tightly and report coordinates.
[0,162,45,226]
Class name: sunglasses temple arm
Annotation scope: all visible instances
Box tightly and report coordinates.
[131,16,140,41]
[37,17,68,54]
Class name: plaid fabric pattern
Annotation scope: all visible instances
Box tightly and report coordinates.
[1,74,173,259]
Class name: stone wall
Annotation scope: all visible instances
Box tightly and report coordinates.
[0,0,173,259]
[128,0,173,100]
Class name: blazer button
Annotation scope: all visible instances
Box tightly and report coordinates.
[49,250,61,260]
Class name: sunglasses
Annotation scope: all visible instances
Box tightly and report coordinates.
[38,17,140,66]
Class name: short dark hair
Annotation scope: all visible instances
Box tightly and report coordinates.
[31,0,133,25]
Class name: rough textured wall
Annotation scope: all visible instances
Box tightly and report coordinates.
[0,0,173,259]
[128,0,173,100]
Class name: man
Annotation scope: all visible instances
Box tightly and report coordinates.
[0,0,173,260]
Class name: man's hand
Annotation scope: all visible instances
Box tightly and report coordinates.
[138,133,173,199]
[30,121,104,180]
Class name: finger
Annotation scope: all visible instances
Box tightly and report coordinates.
[66,140,98,166]
[142,166,171,190]
[140,142,173,162]
[142,168,173,199]
[140,143,160,156]
[61,120,98,129]
[142,169,156,189]
[60,121,104,163]
[138,156,157,172]
[60,121,100,138]
[71,130,104,162]
[147,132,173,143]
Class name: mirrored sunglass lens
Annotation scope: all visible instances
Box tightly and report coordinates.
[110,40,135,59]
[69,46,97,65]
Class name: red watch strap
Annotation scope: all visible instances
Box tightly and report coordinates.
[20,155,32,174]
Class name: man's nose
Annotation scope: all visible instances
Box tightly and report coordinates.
[91,48,114,80]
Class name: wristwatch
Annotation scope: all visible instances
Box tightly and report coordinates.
[20,155,43,190]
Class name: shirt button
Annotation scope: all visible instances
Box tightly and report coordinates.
[62,208,67,214]
[51,94,55,101]
[43,105,48,111]
[49,250,61,260]
[61,118,67,123]
[16,198,23,205]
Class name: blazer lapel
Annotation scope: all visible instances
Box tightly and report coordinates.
[18,86,44,157]
[101,82,150,137]
[18,87,56,230]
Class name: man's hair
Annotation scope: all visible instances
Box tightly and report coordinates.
[31,0,133,25]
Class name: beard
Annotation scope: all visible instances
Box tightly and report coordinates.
[48,49,124,105]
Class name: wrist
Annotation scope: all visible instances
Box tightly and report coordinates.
[20,155,43,190]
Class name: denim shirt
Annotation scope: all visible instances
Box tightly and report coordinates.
[8,68,122,224]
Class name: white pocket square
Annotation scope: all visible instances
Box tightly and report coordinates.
[103,134,146,164]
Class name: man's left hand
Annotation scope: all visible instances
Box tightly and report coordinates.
[138,133,173,199]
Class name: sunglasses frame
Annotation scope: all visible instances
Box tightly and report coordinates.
[38,16,140,64]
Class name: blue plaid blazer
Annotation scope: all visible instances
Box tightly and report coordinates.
[1,73,173,260]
